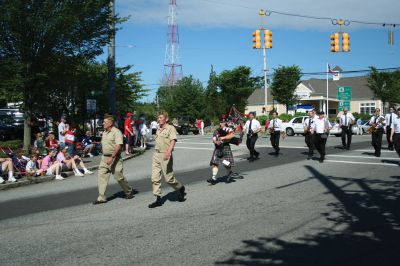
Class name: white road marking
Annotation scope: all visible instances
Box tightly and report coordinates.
[178,142,307,150]
[327,154,400,161]
[355,149,395,153]
[324,160,399,167]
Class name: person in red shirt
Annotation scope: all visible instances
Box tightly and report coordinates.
[64,123,76,156]
[124,112,134,155]
[45,132,59,149]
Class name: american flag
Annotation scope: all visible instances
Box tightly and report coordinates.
[328,64,338,76]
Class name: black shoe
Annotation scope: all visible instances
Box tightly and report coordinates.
[319,157,324,163]
[148,196,162,208]
[207,178,217,185]
[376,153,381,157]
[255,153,260,159]
[125,192,134,200]
[93,200,107,205]
[246,157,254,161]
[248,158,255,162]
[177,186,186,202]
[226,173,233,183]
[346,146,350,150]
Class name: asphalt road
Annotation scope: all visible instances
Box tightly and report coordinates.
[1,133,400,265]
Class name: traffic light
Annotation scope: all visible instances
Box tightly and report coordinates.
[264,30,273,48]
[252,30,261,49]
[330,33,340,52]
[342,32,350,52]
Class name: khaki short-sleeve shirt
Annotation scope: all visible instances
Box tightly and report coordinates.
[155,124,177,152]
[101,127,124,155]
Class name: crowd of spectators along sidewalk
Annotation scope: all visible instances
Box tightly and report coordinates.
[1,112,154,184]
[123,112,154,155]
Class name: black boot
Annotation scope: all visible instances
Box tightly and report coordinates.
[177,186,186,202]
[148,196,162,208]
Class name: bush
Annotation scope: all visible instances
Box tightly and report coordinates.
[278,113,293,122]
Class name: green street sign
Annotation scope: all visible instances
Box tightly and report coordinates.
[338,86,352,101]
[338,100,351,111]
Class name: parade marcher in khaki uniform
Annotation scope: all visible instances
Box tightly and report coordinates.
[148,111,186,208]
[93,114,134,204]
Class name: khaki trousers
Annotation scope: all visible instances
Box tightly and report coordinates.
[97,156,132,201]
[151,152,182,196]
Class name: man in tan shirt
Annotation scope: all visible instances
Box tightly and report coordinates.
[148,111,186,208]
[93,114,134,204]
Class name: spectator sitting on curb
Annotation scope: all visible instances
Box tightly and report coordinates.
[0,157,17,184]
[82,131,97,157]
[40,149,63,180]
[25,154,44,177]
[56,147,93,176]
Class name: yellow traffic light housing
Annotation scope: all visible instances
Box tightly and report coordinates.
[252,30,261,49]
[264,30,273,48]
[330,33,340,52]
[342,32,350,52]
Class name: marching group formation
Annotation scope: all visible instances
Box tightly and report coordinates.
[207,106,400,185]
[2,107,400,209]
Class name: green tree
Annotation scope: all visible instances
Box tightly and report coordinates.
[217,66,257,113]
[157,76,205,119]
[203,65,223,122]
[270,65,302,112]
[0,0,121,150]
[367,67,400,108]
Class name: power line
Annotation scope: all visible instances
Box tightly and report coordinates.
[198,0,400,27]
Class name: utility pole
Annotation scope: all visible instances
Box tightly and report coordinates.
[252,10,273,113]
[108,0,116,115]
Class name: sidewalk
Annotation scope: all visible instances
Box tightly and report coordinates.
[0,148,146,191]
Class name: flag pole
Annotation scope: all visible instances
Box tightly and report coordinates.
[326,63,329,118]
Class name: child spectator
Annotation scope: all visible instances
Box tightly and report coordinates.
[25,154,44,177]
[56,147,93,176]
[82,131,97,157]
[140,122,149,149]
[40,149,63,180]
[0,157,17,183]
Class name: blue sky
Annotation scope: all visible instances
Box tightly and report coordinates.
[101,0,400,102]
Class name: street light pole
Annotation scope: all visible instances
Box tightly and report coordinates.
[263,45,268,111]
[108,0,116,115]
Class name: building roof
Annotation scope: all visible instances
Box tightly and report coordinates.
[247,75,375,106]
[303,76,374,100]
[246,88,273,106]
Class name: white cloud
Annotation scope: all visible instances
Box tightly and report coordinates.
[118,0,400,30]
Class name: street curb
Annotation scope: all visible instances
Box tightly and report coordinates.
[0,149,146,192]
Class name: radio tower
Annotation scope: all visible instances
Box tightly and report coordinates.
[163,0,183,86]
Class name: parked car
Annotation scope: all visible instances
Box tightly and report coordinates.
[281,116,308,136]
[0,114,17,141]
[0,109,24,128]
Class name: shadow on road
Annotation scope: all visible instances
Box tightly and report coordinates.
[216,166,400,266]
